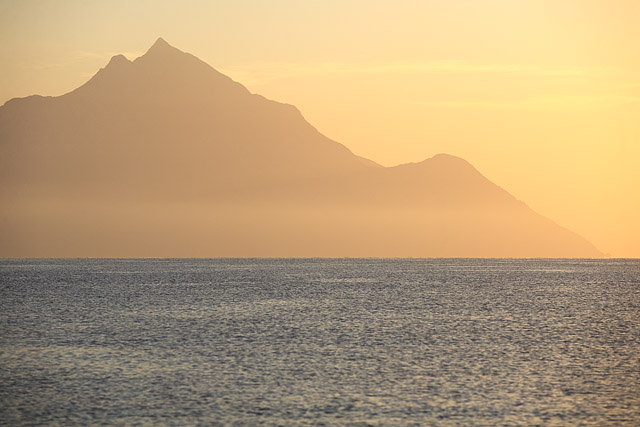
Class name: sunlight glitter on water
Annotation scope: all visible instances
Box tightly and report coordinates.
[1,258,639,425]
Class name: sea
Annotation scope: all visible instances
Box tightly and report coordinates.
[1,258,638,425]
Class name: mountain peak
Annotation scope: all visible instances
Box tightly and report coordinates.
[105,54,130,69]
[136,37,185,62]
[146,37,177,55]
[429,153,472,167]
[152,37,170,48]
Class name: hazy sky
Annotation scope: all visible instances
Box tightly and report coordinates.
[1,0,639,257]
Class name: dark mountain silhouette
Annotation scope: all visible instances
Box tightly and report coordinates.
[0,38,601,257]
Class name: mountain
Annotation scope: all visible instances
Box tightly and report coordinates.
[0,38,601,257]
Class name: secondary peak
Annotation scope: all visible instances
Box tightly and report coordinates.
[106,54,130,68]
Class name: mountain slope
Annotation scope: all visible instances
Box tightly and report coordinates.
[0,38,601,257]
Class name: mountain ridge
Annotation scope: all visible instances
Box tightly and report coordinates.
[0,38,602,257]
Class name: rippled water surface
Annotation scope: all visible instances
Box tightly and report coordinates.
[1,258,639,425]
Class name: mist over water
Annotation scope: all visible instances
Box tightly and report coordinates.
[1,258,638,425]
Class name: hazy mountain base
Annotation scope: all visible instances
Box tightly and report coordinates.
[0,38,600,257]
[2,197,596,258]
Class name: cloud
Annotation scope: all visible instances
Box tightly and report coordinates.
[412,94,639,111]
[218,60,635,112]
[219,60,596,86]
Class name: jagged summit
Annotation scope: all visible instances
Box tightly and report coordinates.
[59,37,251,104]
[138,37,186,59]
[152,36,170,47]
[143,37,180,56]
[127,37,243,92]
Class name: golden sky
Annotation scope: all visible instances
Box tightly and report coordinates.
[1,0,638,257]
